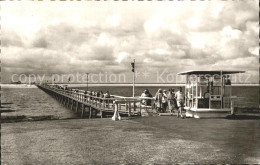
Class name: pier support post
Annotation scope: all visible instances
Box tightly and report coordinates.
[101,111,103,119]
[89,107,92,119]
[94,109,97,118]
[81,104,85,118]
[112,102,121,121]
[71,100,74,110]
[67,98,70,108]
[63,96,65,105]
[76,102,79,113]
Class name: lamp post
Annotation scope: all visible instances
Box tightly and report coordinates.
[86,73,89,91]
[131,59,135,98]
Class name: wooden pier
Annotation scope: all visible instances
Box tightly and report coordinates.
[37,84,155,119]
[37,84,256,119]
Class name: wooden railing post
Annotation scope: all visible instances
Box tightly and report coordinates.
[231,100,236,115]
[119,103,121,111]
[133,101,136,112]
[81,104,85,118]
[129,102,131,115]
[140,101,142,116]
[128,102,131,117]
[112,101,121,121]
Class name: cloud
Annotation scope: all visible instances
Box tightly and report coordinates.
[2,29,24,47]
[1,1,258,83]
[32,37,48,48]
[105,14,121,28]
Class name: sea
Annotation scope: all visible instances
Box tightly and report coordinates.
[1,85,259,120]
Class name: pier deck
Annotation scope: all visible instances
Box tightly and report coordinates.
[37,84,155,118]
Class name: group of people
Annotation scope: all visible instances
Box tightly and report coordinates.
[155,87,185,118]
[59,86,112,102]
[87,91,112,104]
[60,86,111,99]
[87,91,111,99]
[141,87,185,118]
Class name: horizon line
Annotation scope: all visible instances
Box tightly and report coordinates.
[1,83,259,88]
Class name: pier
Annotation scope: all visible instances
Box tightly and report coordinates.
[36,83,258,119]
[37,84,155,119]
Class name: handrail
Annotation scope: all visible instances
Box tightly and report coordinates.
[38,84,156,118]
[43,84,155,102]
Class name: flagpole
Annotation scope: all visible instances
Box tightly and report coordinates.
[133,59,135,98]
[86,73,89,91]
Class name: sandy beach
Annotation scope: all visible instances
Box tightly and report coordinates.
[1,117,260,164]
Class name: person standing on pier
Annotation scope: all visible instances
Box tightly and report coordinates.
[175,87,185,118]
[155,89,163,113]
[89,91,93,100]
[96,91,99,97]
[141,89,152,106]
[84,90,88,101]
[104,91,111,106]
[162,90,168,113]
[141,90,147,105]
[99,91,104,103]
[146,89,153,106]
[104,91,110,98]
[167,88,175,113]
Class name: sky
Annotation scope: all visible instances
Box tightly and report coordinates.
[1,1,259,84]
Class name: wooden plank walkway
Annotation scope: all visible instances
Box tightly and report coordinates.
[37,84,155,119]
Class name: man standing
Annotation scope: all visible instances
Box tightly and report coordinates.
[155,88,163,113]
[175,87,185,118]
[167,88,175,113]
[162,90,168,113]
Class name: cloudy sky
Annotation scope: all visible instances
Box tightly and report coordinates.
[1,1,259,83]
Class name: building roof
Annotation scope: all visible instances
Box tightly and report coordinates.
[177,70,245,75]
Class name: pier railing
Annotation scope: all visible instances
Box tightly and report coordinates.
[38,84,156,118]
